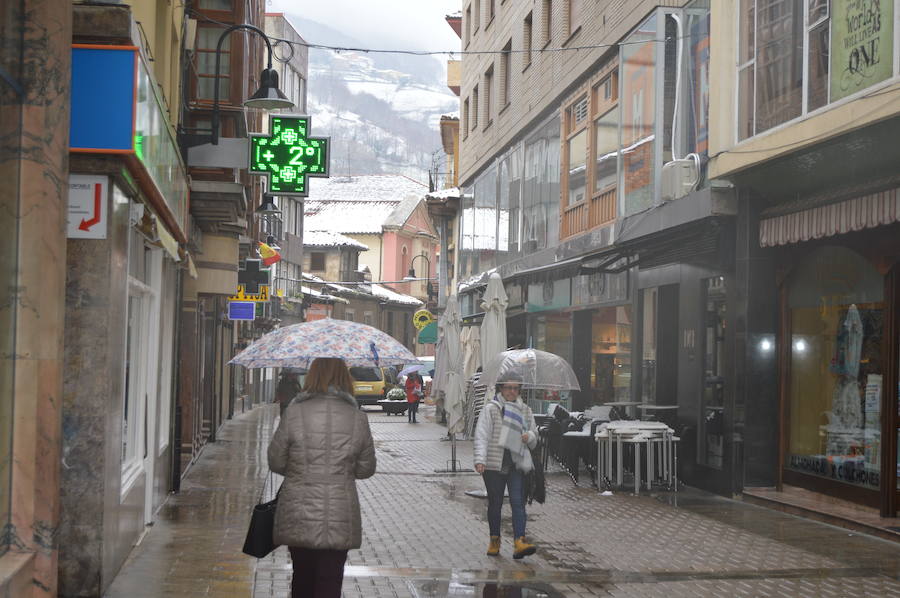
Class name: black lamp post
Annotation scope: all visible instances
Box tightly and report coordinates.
[181,23,294,148]
[404,254,435,300]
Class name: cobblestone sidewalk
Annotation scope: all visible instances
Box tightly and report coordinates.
[253,404,900,597]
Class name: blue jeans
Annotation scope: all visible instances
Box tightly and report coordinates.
[482,469,526,538]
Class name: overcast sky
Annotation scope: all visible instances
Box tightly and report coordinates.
[266,0,462,55]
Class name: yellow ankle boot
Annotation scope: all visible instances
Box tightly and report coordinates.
[513,536,536,559]
[486,536,501,556]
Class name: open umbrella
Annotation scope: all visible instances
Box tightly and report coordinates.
[399,364,426,377]
[480,348,581,391]
[480,273,508,368]
[229,319,418,369]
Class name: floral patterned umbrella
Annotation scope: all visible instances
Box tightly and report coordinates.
[229,319,419,369]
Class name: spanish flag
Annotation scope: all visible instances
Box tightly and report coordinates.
[258,241,282,266]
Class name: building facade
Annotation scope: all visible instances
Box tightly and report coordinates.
[709,0,900,515]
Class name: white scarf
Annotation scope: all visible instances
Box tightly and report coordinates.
[493,396,533,473]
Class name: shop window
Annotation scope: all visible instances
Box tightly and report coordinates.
[473,165,498,271]
[785,245,885,490]
[589,306,633,407]
[736,0,893,140]
[641,288,658,404]
[700,277,727,469]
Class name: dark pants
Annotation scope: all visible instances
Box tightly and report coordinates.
[482,469,527,538]
[407,400,419,422]
[288,547,348,598]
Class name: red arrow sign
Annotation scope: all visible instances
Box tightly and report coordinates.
[78,183,102,231]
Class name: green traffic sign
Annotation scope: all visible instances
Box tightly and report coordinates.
[249,115,329,196]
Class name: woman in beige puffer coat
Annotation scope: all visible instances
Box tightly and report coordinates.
[268,357,376,598]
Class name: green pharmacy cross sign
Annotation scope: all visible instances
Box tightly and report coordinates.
[249,115,330,196]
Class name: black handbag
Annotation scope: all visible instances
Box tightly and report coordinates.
[242,474,281,558]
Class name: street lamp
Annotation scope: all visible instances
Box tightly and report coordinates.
[255,193,282,247]
[403,253,435,300]
[181,23,294,148]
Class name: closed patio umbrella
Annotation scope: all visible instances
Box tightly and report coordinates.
[480,273,508,369]
[460,325,481,381]
[441,295,464,435]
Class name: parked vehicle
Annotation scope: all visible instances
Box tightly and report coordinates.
[349,366,399,406]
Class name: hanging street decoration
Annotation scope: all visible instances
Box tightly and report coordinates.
[249,115,329,196]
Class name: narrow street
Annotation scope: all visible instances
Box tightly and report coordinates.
[105,403,900,597]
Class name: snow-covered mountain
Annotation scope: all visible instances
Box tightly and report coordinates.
[286,16,459,183]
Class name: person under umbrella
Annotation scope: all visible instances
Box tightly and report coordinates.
[404,370,424,423]
[268,358,376,598]
[473,374,538,559]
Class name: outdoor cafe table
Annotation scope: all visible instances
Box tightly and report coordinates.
[595,420,677,493]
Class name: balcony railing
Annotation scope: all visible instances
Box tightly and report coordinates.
[560,187,616,239]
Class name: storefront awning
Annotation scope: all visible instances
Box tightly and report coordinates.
[581,218,727,274]
[760,187,900,247]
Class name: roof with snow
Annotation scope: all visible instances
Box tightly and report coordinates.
[303,230,369,250]
[304,174,429,234]
[425,187,460,201]
[305,201,402,234]
[305,174,427,203]
[370,284,423,306]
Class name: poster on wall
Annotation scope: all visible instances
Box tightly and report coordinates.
[67,175,108,239]
[830,0,894,102]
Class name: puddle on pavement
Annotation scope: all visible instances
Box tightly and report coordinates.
[406,579,564,597]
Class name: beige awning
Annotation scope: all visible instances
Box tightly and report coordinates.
[760,187,900,247]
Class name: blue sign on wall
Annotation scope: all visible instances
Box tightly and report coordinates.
[228,301,256,321]
[70,46,137,152]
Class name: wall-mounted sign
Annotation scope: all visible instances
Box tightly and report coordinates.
[70,46,136,152]
[830,0,894,102]
[413,309,435,330]
[67,175,108,239]
[228,301,256,321]
[249,115,329,196]
[417,321,438,344]
[526,279,571,312]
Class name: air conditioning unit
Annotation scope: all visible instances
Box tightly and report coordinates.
[661,158,699,202]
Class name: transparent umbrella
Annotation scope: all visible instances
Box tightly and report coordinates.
[480,348,581,391]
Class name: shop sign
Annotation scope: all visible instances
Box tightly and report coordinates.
[417,321,438,344]
[227,301,256,321]
[249,116,330,196]
[526,279,571,312]
[572,271,629,306]
[504,282,524,309]
[830,0,894,102]
[232,259,271,301]
[67,175,108,239]
[413,309,435,330]
[788,454,879,489]
[70,46,136,152]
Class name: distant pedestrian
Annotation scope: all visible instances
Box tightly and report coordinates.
[473,376,538,559]
[275,370,302,416]
[268,358,377,598]
[405,371,424,423]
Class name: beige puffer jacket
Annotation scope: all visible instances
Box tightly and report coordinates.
[267,388,376,549]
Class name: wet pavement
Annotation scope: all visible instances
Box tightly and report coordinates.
[105,402,900,597]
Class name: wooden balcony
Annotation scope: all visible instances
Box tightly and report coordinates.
[560,188,616,239]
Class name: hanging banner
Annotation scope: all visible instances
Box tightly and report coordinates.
[830,0,894,102]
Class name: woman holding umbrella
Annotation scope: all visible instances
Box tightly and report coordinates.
[404,369,424,423]
[268,357,376,597]
[473,374,538,559]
